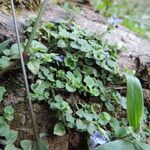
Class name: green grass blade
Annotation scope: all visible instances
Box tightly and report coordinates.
[126,74,144,130]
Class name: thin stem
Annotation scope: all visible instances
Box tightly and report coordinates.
[10,0,40,149]
[24,0,49,54]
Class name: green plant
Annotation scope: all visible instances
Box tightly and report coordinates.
[126,74,144,131]
[20,140,32,150]
[0,9,149,149]
[88,74,148,150]
[24,20,149,147]
[0,106,18,149]
[3,105,15,121]
[49,95,109,136]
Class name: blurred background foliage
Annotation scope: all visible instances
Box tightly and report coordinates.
[48,0,150,38]
[52,0,150,38]
[0,0,149,37]
[90,0,150,38]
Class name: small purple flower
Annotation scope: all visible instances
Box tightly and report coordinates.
[108,16,123,25]
[55,55,64,62]
[103,52,109,59]
[89,131,108,149]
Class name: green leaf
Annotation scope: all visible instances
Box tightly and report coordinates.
[56,80,65,88]
[4,114,14,121]
[0,86,6,102]
[84,76,95,89]
[57,39,67,48]
[64,55,77,70]
[0,122,10,137]
[4,144,17,150]
[95,140,138,150]
[66,83,76,92]
[105,101,115,111]
[21,140,32,150]
[82,65,93,75]
[70,41,80,49]
[98,112,111,125]
[28,40,48,54]
[87,123,96,134]
[51,100,72,113]
[65,113,75,128]
[53,122,66,136]
[41,67,49,77]
[3,43,24,59]
[115,127,129,138]
[4,106,14,114]
[66,71,75,80]
[4,106,15,121]
[5,130,18,144]
[27,60,40,74]
[0,56,10,69]
[47,74,55,82]
[109,117,120,130]
[90,88,100,96]
[66,113,75,123]
[76,109,85,118]
[83,113,93,121]
[138,142,150,150]
[0,39,10,55]
[59,28,70,38]
[76,119,87,131]
[54,95,64,102]
[31,80,47,100]
[126,74,144,130]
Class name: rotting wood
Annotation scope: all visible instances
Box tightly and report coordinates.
[0,4,150,104]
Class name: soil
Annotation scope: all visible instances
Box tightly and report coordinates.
[0,70,89,150]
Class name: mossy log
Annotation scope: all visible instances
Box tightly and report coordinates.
[0,4,150,98]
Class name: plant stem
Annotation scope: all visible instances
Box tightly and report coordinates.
[24,0,49,54]
[10,0,49,149]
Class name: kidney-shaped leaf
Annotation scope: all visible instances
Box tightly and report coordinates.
[27,60,40,74]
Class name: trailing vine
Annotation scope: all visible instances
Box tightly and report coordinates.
[0,17,149,150]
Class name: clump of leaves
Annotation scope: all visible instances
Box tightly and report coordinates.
[0,106,18,149]
[49,95,109,136]
[22,20,128,138]
[25,20,149,148]
[0,17,149,149]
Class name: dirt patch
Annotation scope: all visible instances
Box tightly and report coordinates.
[0,70,88,150]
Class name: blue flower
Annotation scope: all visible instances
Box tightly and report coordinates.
[89,131,108,149]
[103,52,109,59]
[55,55,64,62]
[108,16,122,25]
